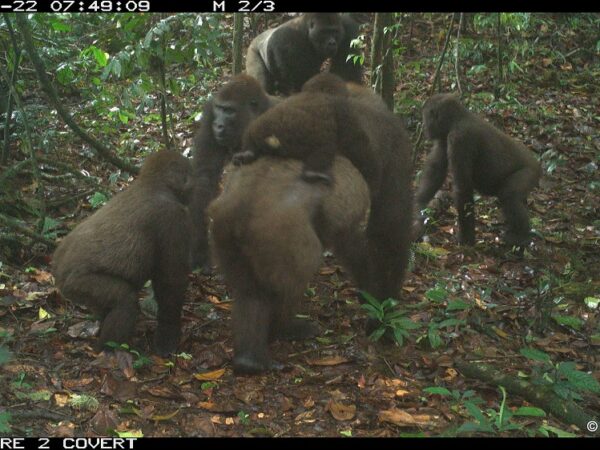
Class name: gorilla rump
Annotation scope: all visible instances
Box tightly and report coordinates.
[208,156,371,374]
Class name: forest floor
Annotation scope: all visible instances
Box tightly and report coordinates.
[1,15,599,437]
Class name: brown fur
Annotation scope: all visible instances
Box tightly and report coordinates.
[189,74,277,269]
[208,156,370,374]
[245,13,362,96]
[52,150,192,355]
[235,78,414,301]
[415,93,542,246]
[233,73,382,190]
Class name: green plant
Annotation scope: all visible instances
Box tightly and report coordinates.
[520,348,600,401]
[238,411,250,426]
[457,387,546,435]
[360,292,420,345]
[0,412,11,434]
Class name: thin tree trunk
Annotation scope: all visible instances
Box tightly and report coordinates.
[232,14,244,75]
[412,13,456,165]
[14,15,138,174]
[495,13,504,98]
[370,13,395,110]
[454,13,464,94]
[2,13,21,165]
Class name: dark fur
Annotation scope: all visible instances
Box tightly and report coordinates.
[233,73,382,190]
[236,78,414,300]
[189,74,276,269]
[208,156,371,374]
[245,13,362,96]
[210,85,414,374]
[415,93,542,246]
[52,151,193,355]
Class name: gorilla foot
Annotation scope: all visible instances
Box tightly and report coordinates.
[233,354,284,375]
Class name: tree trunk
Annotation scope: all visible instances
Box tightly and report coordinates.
[370,13,395,110]
[233,14,244,75]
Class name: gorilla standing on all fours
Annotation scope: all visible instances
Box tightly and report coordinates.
[52,150,193,356]
[414,93,542,247]
[189,74,278,270]
[245,13,363,95]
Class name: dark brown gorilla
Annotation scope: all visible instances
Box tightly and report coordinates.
[189,74,278,269]
[232,73,381,190]
[245,13,363,96]
[208,156,371,374]
[235,75,414,301]
[52,150,192,356]
[415,93,542,246]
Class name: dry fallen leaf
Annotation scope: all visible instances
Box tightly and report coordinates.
[327,400,356,421]
[307,356,349,366]
[378,408,432,428]
[151,409,180,422]
[54,393,70,407]
[193,368,226,381]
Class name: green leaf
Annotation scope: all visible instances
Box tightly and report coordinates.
[360,290,381,306]
[552,315,583,330]
[92,47,109,67]
[425,287,448,303]
[392,328,405,346]
[381,298,399,310]
[423,387,452,397]
[437,318,465,328]
[519,347,551,363]
[464,401,488,425]
[539,424,576,438]
[584,297,599,309]
[360,304,382,319]
[512,407,546,417]
[564,369,600,393]
[89,192,108,209]
[428,327,443,349]
[0,345,13,365]
[393,318,420,330]
[50,20,71,32]
[447,300,471,311]
[0,412,11,433]
[368,327,386,342]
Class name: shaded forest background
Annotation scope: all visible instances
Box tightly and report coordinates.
[0,12,599,437]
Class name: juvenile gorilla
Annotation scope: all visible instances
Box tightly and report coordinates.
[52,151,192,355]
[245,13,362,96]
[233,73,381,190]
[208,156,371,374]
[189,74,277,269]
[415,93,541,246]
